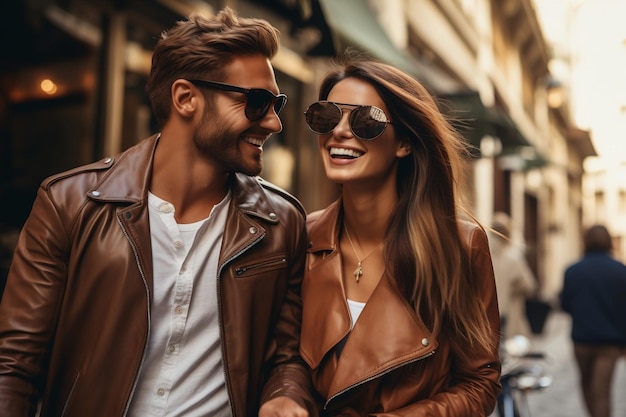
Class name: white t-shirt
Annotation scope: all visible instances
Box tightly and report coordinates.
[127,191,232,417]
[347,299,366,329]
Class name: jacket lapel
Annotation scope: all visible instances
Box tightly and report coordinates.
[328,275,437,398]
[301,199,438,399]
[88,135,159,291]
[301,199,351,369]
[217,174,281,267]
[300,248,352,368]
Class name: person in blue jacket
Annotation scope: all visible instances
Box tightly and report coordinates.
[560,224,626,417]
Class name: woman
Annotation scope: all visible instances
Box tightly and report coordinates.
[300,59,501,416]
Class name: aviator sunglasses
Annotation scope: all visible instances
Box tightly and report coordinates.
[187,79,287,121]
[304,101,393,140]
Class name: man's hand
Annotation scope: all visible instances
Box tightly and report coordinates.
[259,396,309,417]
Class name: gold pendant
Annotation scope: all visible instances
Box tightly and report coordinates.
[354,261,363,283]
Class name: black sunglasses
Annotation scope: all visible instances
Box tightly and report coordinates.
[304,101,393,140]
[187,79,287,122]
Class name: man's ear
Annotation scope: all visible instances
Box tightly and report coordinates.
[171,79,197,118]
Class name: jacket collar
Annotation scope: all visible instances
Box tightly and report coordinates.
[306,197,343,253]
[301,198,437,398]
[89,134,159,203]
[87,134,281,223]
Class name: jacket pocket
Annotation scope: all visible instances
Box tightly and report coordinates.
[233,254,288,278]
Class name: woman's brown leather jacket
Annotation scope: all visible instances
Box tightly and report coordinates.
[0,135,315,417]
[301,199,501,416]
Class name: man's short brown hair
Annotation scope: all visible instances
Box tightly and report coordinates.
[146,7,280,127]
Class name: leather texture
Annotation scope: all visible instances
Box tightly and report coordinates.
[301,198,502,416]
[0,135,314,417]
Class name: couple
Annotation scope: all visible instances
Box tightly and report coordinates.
[0,7,500,417]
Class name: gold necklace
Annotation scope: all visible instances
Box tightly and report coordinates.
[344,224,385,283]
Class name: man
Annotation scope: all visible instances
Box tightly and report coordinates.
[0,8,314,417]
[560,224,626,417]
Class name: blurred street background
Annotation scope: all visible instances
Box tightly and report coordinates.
[491,311,626,417]
[1,1,626,415]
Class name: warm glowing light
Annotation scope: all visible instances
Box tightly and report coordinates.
[40,79,58,95]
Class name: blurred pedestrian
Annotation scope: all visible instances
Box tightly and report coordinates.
[0,8,315,417]
[488,212,537,339]
[300,58,501,416]
[560,224,626,417]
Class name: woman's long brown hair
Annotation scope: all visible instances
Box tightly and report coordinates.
[318,58,494,357]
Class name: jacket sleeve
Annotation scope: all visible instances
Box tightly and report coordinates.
[373,226,502,417]
[0,186,69,417]
[260,210,318,416]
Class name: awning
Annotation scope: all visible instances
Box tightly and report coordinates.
[485,111,548,170]
[317,0,460,93]
[437,90,486,155]
[318,0,413,73]
[566,127,596,158]
[438,91,548,169]
[485,108,531,149]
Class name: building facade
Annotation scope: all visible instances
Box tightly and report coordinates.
[0,0,595,303]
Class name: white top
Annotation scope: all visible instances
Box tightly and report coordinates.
[127,191,232,417]
[347,299,366,329]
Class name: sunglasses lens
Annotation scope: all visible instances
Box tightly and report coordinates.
[305,102,341,134]
[273,95,287,116]
[245,90,272,121]
[244,90,287,121]
[351,106,388,140]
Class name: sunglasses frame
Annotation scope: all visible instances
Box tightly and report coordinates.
[187,79,287,121]
[304,101,393,141]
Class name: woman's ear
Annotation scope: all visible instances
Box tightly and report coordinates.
[171,79,197,118]
[397,143,412,158]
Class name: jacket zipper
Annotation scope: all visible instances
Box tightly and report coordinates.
[118,217,152,417]
[324,350,436,410]
[216,232,265,417]
[234,255,287,277]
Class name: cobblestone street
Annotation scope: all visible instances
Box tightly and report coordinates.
[492,311,626,417]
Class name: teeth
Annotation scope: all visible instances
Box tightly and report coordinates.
[244,137,264,147]
[330,147,363,158]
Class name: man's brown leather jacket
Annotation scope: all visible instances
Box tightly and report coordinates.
[0,135,314,417]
